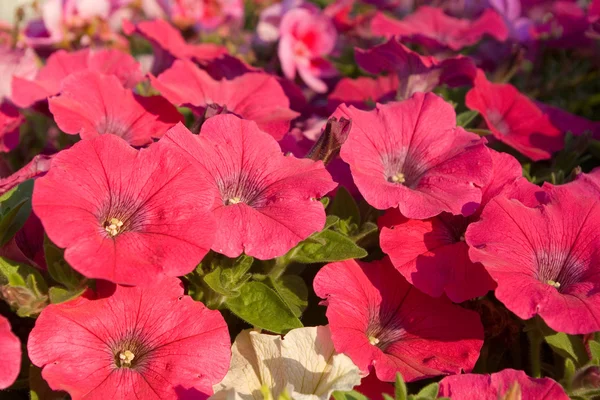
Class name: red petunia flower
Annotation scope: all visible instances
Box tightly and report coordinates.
[162,116,337,260]
[151,59,299,140]
[466,70,564,161]
[122,18,228,75]
[466,183,600,334]
[11,48,143,108]
[32,135,216,286]
[379,150,520,302]
[438,369,569,400]
[313,257,484,382]
[0,315,21,390]
[354,38,477,100]
[327,75,399,112]
[371,6,508,51]
[49,71,182,146]
[335,92,492,219]
[0,102,22,153]
[28,277,230,399]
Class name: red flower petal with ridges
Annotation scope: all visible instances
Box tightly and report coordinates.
[314,258,483,382]
[0,315,21,390]
[49,71,182,147]
[371,7,508,51]
[162,116,337,260]
[466,184,600,334]
[151,59,299,140]
[327,75,399,112]
[379,151,521,302]
[439,369,569,400]
[336,92,492,219]
[32,135,216,285]
[28,278,230,400]
[11,48,143,108]
[466,70,564,161]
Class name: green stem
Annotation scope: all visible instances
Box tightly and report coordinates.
[528,327,543,378]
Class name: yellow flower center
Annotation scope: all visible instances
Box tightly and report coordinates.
[104,218,124,237]
[119,350,135,367]
[368,335,380,346]
[227,197,242,205]
[547,280,561,289]
[389,173,406,184]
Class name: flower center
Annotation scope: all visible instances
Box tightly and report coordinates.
[368,335,380,346]
[388,172,406,184]
[104,218,124,237]
[226,197,242,205]
[547,280,561,289]
[118,350,135,368]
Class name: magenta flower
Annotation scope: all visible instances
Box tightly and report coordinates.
[314,258,484,382]
[157,0,244,31]
[122,18,228,75]
[466,70,564,161]
[151,59,299,140]
[11,48,143,108]
[162,116,337,259]
[336,92,492,219]
[0,102,22,153]
[439,369,569,399]
[278,7,338,93]
[33,135,216,285]
[371,6,508,51]
[0,315,21,390]
[466,183,600,334]
[28,277,230,399]
[538,102,600,139]
[355,38,477,100]
[379,150,522,302]
[49,70,182,146]
[0,44,37,102]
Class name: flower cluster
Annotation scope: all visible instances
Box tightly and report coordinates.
[0,0,599,399]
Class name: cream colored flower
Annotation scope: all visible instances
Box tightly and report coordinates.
[212,325,361,400]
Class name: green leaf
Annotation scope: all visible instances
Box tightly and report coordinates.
[415,382,439,399]
[543,330,589,366]
[48,286,87,304]
[456,110,479,127]
[290,229,368,264]
[395,373,407,400]
[563,357,576,392]
[328,187,360,225]
[320,197,330,209]
[44,237,85,290]
[225,281,302,334]
[269,275,308,317]
[589,340,600,364]
[204,267,240,297]
[203,255,254,298]
[0,180,33,246]
[332,391,369,400]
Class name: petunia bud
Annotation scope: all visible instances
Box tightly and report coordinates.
[307,116,352,165]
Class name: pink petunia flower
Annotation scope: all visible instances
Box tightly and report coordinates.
[278,7,338,93]
[371,6,508,51]
[354,38,477,100]
[0,315,21,390]
[0,44,38,102]
[335,92,493,219]
[313,257,484,382]
[122,18,228,75]
[0,102,22,153]
[11,48,143,108]
[151,59,299,140]
[156,0,244,31]
[466,183,600,334]
[49,70,182,146]
[28,277,230,399]
[466,70,564,161]
[32,135,216,286]
[256,0,309,43]
[162,116,337,260]
[438,368,569,399]
[379,150,522,303]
